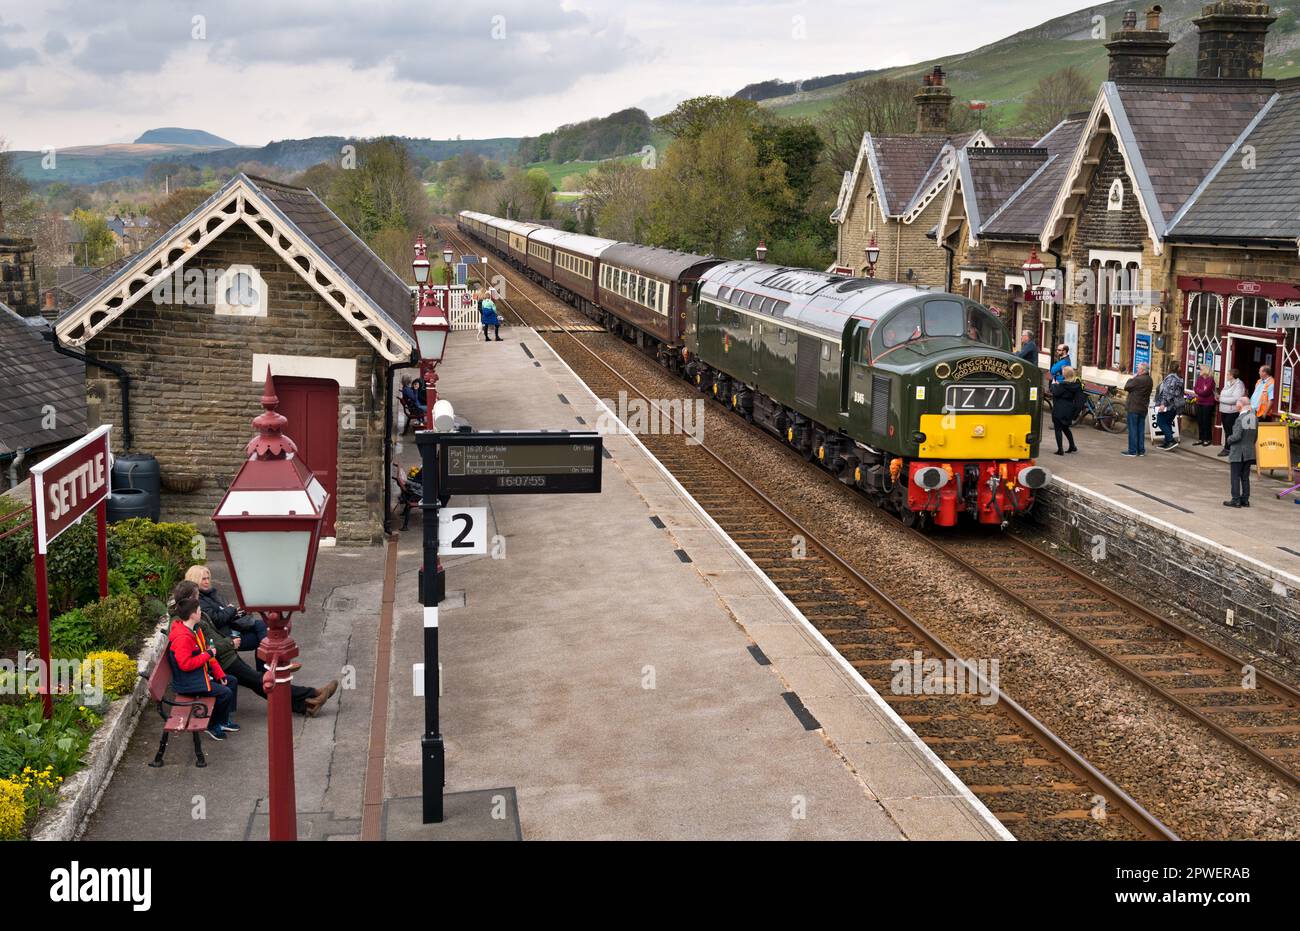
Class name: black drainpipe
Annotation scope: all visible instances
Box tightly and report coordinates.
[49,332,133,450]
[941,240,956,293]
[384,352,420,536]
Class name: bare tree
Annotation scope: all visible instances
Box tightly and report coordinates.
[820,78,918,176]
[581,160,653,243]
[1020,67,1094,139]
[0,138,31,234]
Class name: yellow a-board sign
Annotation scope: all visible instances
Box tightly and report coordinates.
[1255,421,1293,476]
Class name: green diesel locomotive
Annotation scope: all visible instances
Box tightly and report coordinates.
[684,262,1050,528]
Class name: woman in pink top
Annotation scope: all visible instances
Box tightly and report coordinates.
[1192,365,1217,446]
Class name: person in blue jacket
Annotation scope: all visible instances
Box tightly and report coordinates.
[481,298,502,341]
[1049,344,1072,383]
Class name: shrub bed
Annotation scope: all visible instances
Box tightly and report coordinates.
[0,497,203,838]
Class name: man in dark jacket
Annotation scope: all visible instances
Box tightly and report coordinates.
[1121,363,1153,457]
[1224,397,1258,508]
[1016,330,1038,364]
[195,612,340,716]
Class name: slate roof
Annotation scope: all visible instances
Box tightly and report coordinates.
[1169,85,1299,242]
[963,148,1048,234]
[248,175,414,336]
[982,117,1087,239]
[1113,79,1273,226]
[0,302,86,455]
[872,135,958,214]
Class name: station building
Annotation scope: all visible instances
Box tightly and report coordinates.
[934,115,1087,367]
[856,2,1299,430]
[54,174,417,544]
[830,68,1035,287]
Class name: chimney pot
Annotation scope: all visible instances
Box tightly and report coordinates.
[1146,5,1163,29]
[1123,10,1138,30]
[1106,6,1174,79]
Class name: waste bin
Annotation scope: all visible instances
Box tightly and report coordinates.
[106,488,151,524]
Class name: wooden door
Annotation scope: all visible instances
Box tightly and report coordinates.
[273,375,340,537]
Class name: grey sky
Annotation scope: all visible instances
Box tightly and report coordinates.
[0,0,1091,150]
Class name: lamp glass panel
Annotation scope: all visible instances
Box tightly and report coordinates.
[413,261,430,283]
[225,530,311,608]
[417,327,448,361]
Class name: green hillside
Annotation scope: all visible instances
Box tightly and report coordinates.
[761,0,1300,126]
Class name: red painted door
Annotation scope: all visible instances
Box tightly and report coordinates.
[273,376,340,537]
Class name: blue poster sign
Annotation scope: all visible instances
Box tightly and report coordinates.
[1134,332,1152,370]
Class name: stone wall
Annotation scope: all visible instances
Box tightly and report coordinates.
[83,224,390,545]
[1027,479,1300,664]
[839,175,953,289]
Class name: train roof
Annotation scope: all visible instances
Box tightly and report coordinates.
[487,216,544,236]
[698,261,969,341]
[529,227,620,258]
[600,242,720,281]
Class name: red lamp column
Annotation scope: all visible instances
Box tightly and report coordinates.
[865,236,881,278]
[413,306,450,430]
[212,371,329,842]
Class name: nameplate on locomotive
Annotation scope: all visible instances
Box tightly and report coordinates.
[948,357,1020,381]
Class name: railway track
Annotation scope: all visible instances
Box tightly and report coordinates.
[926,533,1300,785]
[439,221,1175,840]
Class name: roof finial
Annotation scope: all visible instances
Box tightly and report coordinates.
[246,368,297,459]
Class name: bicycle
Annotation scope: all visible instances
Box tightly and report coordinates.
[1075,384,1126,433]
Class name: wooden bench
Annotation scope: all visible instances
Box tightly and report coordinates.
[399,394,424,435]
[142,654,217,769]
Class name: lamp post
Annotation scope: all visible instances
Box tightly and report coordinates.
[442,247,455,287]
[212,371,329,842]
[413,305,450,429]
[865,236,881,278]
[1022,245,1047,298]
[755,239,768,263]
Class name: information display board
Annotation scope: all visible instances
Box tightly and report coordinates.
[434,431,602,495]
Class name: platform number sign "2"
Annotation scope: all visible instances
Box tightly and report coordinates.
[437,507,488,556]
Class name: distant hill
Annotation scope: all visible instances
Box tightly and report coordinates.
[753,0,1300,123]
[14,134,522,185]
[134,127,235,147]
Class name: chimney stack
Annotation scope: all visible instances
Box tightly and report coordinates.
[1105,6,1174,79]
[915,66,953,134]
[1194,1,1276,80]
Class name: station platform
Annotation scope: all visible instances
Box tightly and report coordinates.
[1038,413,1300,579]
[379,328,1009,840]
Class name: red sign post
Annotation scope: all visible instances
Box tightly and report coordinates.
[28,425,112,718]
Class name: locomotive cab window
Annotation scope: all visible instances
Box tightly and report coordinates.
[879,306,922,348]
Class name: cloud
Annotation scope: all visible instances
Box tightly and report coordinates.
[43,30,70,55]
[52,0,639,97]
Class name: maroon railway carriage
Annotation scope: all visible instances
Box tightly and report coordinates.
[597,243,721,348]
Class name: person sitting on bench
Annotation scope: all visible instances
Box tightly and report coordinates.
[168,584,237,741]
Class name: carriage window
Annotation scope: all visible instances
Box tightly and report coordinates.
[880,306,922,348]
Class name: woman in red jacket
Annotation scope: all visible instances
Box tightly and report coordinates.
[169,585,238,740]
[1192,364,1218,446]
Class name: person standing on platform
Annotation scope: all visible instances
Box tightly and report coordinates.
[1122,362,1153,457]
[1049,366,1082,455]
[1192,365,1217,446]
[1153,370,1184,450]
[1050,345,1071,383]
[1016,330,1038,364]
[1252,365,1276,421]
[1218,368,1247,457]
[480,297,501,341]
[1224,397,1258,508]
